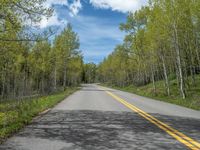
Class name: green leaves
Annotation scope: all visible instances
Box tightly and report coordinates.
[0,12,83,99]
[53,23,82,87]
[98,0,200,98]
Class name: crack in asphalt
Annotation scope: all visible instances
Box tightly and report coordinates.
[1,110,199,150]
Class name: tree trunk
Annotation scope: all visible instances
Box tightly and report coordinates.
[41,74,45,94]
[194,29,200,70]
[63,68,67,89]
[161,55,170,96]
[151,65,156,95]
[186,32,195,86]
[54,66,57,90]
[1,72,5,100]
[22,69,26,97]
[189,65,195,85]
[173,23,186,99]
[13,74,16,99]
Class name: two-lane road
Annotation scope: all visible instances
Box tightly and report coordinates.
[1,84,200,150]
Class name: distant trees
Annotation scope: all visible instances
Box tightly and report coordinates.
[98,0,200,99]
[0,0,83,100]
[83,63,97,83]
[0,24,83,100]
[53,24,81,89]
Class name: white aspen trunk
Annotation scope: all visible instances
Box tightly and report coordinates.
[54,66,57,90]
[63,60,67,89]
[189,41,196,85]
[41,74,44,94]
[173,23,186,99]
[161,55,170,96]
[63,69,66,88]
[194,29,200,69]
[151,65,156,95]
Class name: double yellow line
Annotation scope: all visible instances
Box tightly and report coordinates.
[100,87,200,150]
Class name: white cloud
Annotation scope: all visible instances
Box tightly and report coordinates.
[90,0,148,13]
[38,0,148,28]
[38,0,82,28]
[44,0,68,7]
[74,15,124,43]
[44,0,82,17]
[69,0,82,17]
[39,13,67,28]
[72,15,125,63]
[36,0,69,28]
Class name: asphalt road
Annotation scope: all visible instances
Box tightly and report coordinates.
[0,84,200,150]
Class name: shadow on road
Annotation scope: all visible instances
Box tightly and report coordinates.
[1,110,199,150]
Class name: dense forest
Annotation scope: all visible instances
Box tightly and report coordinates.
[0,0,84,101]
[2,0,200,101]
[97,0,200,99]
[82,63,97,84]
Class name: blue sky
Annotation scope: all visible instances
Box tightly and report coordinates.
[40,0,147,63]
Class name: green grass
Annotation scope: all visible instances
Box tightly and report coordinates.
[102,76,200,111]
[0,87,79,143]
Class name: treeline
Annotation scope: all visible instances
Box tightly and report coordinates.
[97,0,200,99]
[0,1,83,100]
[82,63,97,83]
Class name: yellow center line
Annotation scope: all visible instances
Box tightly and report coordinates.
[99,87,200,150]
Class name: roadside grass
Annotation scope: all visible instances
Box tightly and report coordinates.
[0,87,79,143]
[102,75,200,111]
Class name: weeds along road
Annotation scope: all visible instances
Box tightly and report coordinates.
[0,84,200,150]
